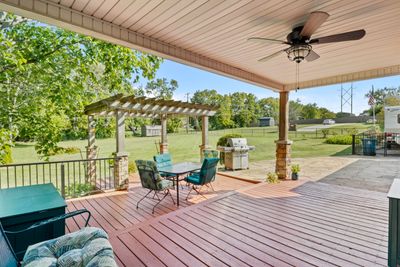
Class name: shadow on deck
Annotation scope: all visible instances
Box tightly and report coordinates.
[67,177,388,267]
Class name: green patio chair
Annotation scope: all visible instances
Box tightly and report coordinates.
[135,160,175,213]
[203,149,219,159]
[153,153,176,179]
[185,157,219,199]
[0,209,118,267]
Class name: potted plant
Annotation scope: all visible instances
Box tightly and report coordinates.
[266,172,279,184]
[291,164,300,180]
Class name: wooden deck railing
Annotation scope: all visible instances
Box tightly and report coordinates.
[0,158,115,198]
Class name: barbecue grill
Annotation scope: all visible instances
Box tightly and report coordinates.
[217,138,255,170]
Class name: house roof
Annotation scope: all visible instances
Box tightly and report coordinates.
[1,0,399,91]
[84,94,218,118]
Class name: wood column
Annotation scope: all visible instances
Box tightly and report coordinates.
[115,110,126,155]
[160,115,168,154]
[114,110,128,190]
[86,115,97,183]
[275,91,292,179]
[199,115,210,161]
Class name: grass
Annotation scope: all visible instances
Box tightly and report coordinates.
[3,126,356,193]
[11,126,356,164]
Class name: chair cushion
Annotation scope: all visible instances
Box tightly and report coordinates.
[22,227,117,267]
[185,173,201,185]
[156,179,174,190]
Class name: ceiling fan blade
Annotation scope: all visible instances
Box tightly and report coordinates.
[310,29,366,44]
[248,37,289,45]
[305,50,320,62]
[300,11,329,37]
[258,50,286,62]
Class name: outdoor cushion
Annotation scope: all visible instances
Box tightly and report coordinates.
[154,153,172,169]
[22,227,117,267]
[135,160,162,190]
[156,179,174,190]
[186,173,201,185]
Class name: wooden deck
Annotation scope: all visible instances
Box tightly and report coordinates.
[67,177,388,267]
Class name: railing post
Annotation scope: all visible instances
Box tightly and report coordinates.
[61,164,65,198]
[352,135,356,155]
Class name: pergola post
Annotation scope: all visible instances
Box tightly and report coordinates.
[160,115,168,154]
[86,115,97,184]
[199,115,210,161]
[275,91,292,179]
[114,110,129,190]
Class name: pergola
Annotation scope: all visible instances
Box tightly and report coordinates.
[83,94,218,187]
[2,0,399,179]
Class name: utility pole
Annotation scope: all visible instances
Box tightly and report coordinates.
[185,93,190,134]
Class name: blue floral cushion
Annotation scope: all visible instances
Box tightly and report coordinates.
[22,227,117,267]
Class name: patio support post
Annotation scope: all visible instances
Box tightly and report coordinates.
[114,110,129,190]
[86,115,97,184]
[275,91,292,179]
[199,115,210,161]
[160,114,168,154]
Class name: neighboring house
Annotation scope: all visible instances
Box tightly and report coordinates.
[259,117,275,127]
[384,106,400,133]
[141,125,162,137]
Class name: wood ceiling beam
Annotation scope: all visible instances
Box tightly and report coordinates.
[0,0,284,91]
[284,64,400,91]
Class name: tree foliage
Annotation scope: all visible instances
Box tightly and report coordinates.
[190,89,337,129]
[0,11,162,159]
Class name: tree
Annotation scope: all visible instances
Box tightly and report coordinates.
[0,11,163,159]
[300,103,320,119]
[319,107,336,119]
[259,97,279,121]
[142,78,178,100]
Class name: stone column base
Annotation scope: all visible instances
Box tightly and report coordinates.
[199,144,211,162]
[160,143,168,154]
[275,140,292,180]
[114,154,129,190]
[85,146,97,184]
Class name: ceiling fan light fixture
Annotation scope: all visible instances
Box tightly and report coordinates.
[286,44,312,63]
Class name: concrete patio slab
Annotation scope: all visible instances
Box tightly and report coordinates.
[219,156,400,193]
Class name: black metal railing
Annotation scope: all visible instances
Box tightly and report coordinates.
[352,132,400,156]
[0,158,115,198]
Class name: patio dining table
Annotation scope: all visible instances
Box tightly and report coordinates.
[158,162,202,206]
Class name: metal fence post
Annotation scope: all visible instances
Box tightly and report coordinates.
[352,135,356,155]
[61,164,65,198]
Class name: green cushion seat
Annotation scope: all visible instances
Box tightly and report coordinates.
[22,227,117,267]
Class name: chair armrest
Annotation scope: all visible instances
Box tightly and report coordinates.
[5,209,91,235]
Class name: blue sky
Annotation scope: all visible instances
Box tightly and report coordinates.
[147,60,400,115]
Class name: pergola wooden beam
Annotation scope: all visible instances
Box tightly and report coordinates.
[84,94,218,118]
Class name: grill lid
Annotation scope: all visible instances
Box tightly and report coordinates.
[228,138,248,148]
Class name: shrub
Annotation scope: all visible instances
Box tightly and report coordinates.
[325,135,354,145]
[217,133,243,164]
[0,129,13,164]
[65,183,96,198]
[266,172,279,184]
[291,164,300,174]
[216,133,243,147]
[128,160,137,174]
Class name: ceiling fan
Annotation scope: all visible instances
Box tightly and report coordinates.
[248,11,366,63]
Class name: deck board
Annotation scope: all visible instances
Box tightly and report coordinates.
[66,178,389,267]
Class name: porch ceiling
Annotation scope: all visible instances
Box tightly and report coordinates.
[1,0,399,91]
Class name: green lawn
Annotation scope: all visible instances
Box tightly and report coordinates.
[11,127,354,164]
